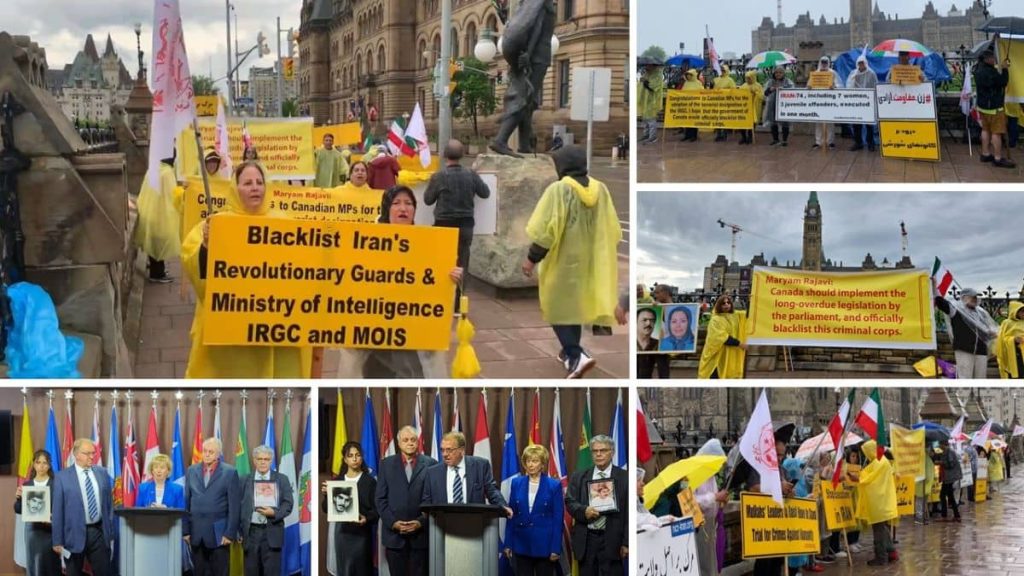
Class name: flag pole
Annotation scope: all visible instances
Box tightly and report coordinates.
[192,118,213,213]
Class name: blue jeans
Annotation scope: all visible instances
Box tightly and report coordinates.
[858,124,878,147]
[552,325,582,362]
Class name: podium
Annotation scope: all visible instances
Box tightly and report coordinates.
[422,503,505,576]
[114,507,186,576]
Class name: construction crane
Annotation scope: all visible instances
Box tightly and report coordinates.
[778,0,783,26]
[900,220,909,259]
[717,218,781,264]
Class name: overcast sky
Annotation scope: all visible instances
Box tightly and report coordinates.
[3,0,297,89]
[638,0,1012,58]
[637,191,1024,295]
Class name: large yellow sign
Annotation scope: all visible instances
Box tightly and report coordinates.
[821,483,856,530]
[179,118,316,179]
[891,426,926,480]
[312,122,363,147]
[202,214,458,350]
[663,89,755,130]
[889,64,924,85]
[266,183,382,222]
[879,120,940,162]
[740,493,821,559]
[928,465,941,503]
[896,474,916,516]
[975,478,988,502]
[181,177,233,239]
[195,95,222,117]
[808,71,836,89]
[747,267,936,349]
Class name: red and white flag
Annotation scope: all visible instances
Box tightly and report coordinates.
[143,406,160,482]
[386,116,416,157]
[451,389,462,432]
[634,388,653,464]
[214,96,233,178]
[380,390,395,460]
[706,37,721,76]
[739,390,782,504]
[405,103,431,168]
[473,391,490,461]
[413,388,425,454]
[147,0,197,189]
[1013,424,1024,437]
[931,257,955,298]
[854,388,887,460]
[62,401,74,469]
[960,63,974,116]
[529,389,541,446]
[972,418,994,447]
[950,415,967,444]
[829,390,855,487]
[91,400,103,467]
[123,405,141,507]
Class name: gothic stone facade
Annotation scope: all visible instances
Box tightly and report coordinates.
[47,34,133,124]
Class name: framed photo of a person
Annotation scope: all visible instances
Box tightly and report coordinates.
[635,305,663,354]
[326,480,359,522]
[22,486,50,523]
[587,478,618,513]
[657,303,699,353]
[254,480,280,509]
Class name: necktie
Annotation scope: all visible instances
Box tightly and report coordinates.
[406,460,413,482]
[592,470,607,530]
[452,466,463,504]
[84,469,99,524]
[205,467,212,487]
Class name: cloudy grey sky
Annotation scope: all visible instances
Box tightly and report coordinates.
[638,0,1012,58]
[2,0,297,89]
[637,191,1024,295]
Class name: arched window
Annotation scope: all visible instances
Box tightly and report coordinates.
[366,51,372,75]
[418,39,427,69]
[356,52,363,76]
[378,45,386,72]
[451,28,459,58]
[485,14,497,34]
[465,23,477,58]
[433,33,441,60]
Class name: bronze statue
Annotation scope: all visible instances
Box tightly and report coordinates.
[489,0,555,158]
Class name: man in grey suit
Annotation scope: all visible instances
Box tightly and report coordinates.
[51,438,114,576]
[566,435,628,576]
[422,431,511,515]
[185,438,240,576]
[240,445,294,576]
[376,426,436,576]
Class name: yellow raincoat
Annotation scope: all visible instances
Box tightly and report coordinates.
[180,172,312,378]
[314,146,349,187]
[525,176,621,327]
[638,66,666,121]
[996,301,1024,378]
[134,163,182,261]
[989,449,1005,482]
[855,441,898,525]
[682,70,703,91]
[741,71,765,123]
[697,307,746,379]
[712,65,737,90]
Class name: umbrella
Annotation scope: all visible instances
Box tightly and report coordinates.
[991,439,1007,450]
[912,421,950,442]
[637,56,662,67]
[872,38,933,58]
[991,423,1007,436]
[643,455,727,510]
[774,422,796,445]
[665,53,706,68]
[746,50,797,69]
[795,430,864,460]
[977,17,1024,34]
[967,39,995,59]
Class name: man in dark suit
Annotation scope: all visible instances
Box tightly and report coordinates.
[566,435,628,576]
[185,438,240,576]
[422,431,511,514]
[240,445,294,576]
[376,426,436,576]
[51,438,115,576]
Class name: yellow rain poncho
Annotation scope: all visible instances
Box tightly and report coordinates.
[682,70,703,91]
[697,302,746,379]
[996,301,1024,378]
[989,449,1005,482]
[180,168,312,378]
[741,71,765,123]
[638,65,666,121]
[314,146,349,187]
[855,441,898,525]
[526,148,621,327]
[712,65,737,90]
[134,163,182,261]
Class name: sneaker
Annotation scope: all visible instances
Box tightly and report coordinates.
[148,274,174,284]
[848,543,862,553]
[994,158,1017,168]
[980,154,994,163]
[834,551,848,559]
[567,352,597,379]
[812,144,821,149]
[815,555,836,564]
[557,350,568,365]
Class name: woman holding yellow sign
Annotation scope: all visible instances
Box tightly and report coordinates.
[180,160,313,378]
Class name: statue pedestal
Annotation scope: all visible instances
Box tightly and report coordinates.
[468,154,557,290]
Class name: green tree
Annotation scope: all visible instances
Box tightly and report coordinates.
[282,98,299,117]
[191,75,219,96]
[452,57,497,137]
[641,45,667,63]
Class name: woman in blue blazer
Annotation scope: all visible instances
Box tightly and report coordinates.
[503,445,563,576]
[136,454,186,508]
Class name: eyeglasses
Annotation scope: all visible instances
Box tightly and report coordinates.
[440,447,463,454]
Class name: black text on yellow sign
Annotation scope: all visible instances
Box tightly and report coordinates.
[740,492,821,559]
[895,474,916,516]
[880,120,940,162]
[663,89,755,130]
[202,215,458,350]
[821,483,856,531]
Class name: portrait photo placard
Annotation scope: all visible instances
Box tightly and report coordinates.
[588,478,618,514]
[637,303,700,354]
[326,480,359,522]
[22,486,50,523]
[254,480,280,509]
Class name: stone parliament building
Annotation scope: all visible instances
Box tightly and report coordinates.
[297,0,628,149]
[752,0,993,58]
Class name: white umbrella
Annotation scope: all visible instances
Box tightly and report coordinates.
[795,430,864,461]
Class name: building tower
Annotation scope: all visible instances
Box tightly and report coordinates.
[849,0,874,48]
[801,191,823,271]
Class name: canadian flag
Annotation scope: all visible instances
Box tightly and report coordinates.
[62,402,74,469]
[413,388,425,454]
[932,257,955,298]
[634,388,653,464]
[143,406,160,482]
[380,390,395,460]
[529,389,541,446]
[147,0,196,189]
[473,391,491,461]
[91,401,103,467]
[739,390,782,504]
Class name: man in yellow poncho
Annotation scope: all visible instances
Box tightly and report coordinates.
[679,69,703,142]
[638,62,665,144]
[523,145,621,379]
[996,301,1024,378]
[712,65,737,142]
[855,441,898,567]
[697,295,746,378]
[180,161,312,378]
[314,133,349,187]
[135,156,180,283]
[738,70,763,146]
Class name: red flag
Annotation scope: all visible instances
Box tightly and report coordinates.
[122,408,140,507]
[143,407,160,482]
[634,388,653,463]
[62,402,74,469]
[91,401,103,467]
[473,392,490,460]
[413,389,425,454]
[529,390,541,446]
[380,390,395,460]
[191,405,204,465]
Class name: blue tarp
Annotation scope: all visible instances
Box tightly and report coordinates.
[833,48,953,85]
[3,282,82,378]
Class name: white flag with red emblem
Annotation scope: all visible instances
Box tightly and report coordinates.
[143,406,160,482]
[739,390,782,504]
[148,0,197,189]
[214,96,233,178]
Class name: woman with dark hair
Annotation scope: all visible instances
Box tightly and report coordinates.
[341,161,372,191]
[14,449,58,576]
[243,146,260,161]
[697,295,747,379]
[336,186,463,378]
[659,306,695,351]
[321,441,378,576]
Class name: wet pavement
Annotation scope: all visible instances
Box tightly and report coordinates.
[637,129,1024,183]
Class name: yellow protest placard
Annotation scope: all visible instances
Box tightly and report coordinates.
[266,182,383,222]
[313,122,363,147]
[879,120,940,162]
[821,483,856,530]
[895,474,916,516]
[181,177,233,239]
[195,95,221,117]
[928,465,941,503]
[180,118,317,180]
[662,89,755,130]
[975,478,988,502]
[676,488,705,528]
[889,64,924,85]
[740,493,821,559]
[891,426,926,480]
[202,214,458,350]
[746,267,936,349]
[808,71,835,89]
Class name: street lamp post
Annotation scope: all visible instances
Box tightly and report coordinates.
[438,0,453,150]
[276,16,285,117]
[225,0,235,113]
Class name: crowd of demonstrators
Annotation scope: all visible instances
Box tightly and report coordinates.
[934,288,1000,379]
